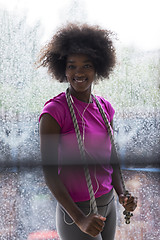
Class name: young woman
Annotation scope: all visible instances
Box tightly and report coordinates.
[38,23,137,240]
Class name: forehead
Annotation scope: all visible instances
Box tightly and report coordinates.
[66,54,92,63]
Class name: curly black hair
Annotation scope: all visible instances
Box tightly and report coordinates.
[37,23,116,82]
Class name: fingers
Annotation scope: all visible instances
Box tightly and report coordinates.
[77,213,106,237]
[123,197,128,206]
[124,196,138,212]
[119,194,138,212]
[119,194,128,205]
[88,215,106,237]
[99,215,106,221]
[93,215,106,231]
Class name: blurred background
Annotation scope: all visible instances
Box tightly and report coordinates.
[0,0,159,239]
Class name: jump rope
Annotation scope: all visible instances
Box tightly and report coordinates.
[64,88,133,224]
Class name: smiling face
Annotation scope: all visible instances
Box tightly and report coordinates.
[65,54,96,100]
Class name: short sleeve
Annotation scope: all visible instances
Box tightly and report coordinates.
[39,99,65,128]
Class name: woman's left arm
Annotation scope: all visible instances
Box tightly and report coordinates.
[111,165,137,212]
[110,120,138,212]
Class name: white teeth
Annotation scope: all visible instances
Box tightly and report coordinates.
[76,80,85,82]
[74,78,86,82]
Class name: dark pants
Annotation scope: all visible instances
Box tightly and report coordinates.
[56,189,116,240]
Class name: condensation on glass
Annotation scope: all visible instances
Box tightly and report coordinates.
[0,3,159,240]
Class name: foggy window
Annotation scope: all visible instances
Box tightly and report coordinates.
[0,1,159,239]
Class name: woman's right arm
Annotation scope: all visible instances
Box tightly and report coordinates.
[40,113,106,237]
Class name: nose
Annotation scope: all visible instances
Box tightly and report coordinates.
[75,67,85,76]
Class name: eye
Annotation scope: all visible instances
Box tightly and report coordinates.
[67,65,75,69]
[84,64,93,69]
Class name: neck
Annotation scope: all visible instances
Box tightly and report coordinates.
[69,87,92,103]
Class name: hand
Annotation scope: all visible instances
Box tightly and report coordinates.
[76,214,106,237]
[119,194,138,212]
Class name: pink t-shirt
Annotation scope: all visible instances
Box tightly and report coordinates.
[39,92,115,202]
